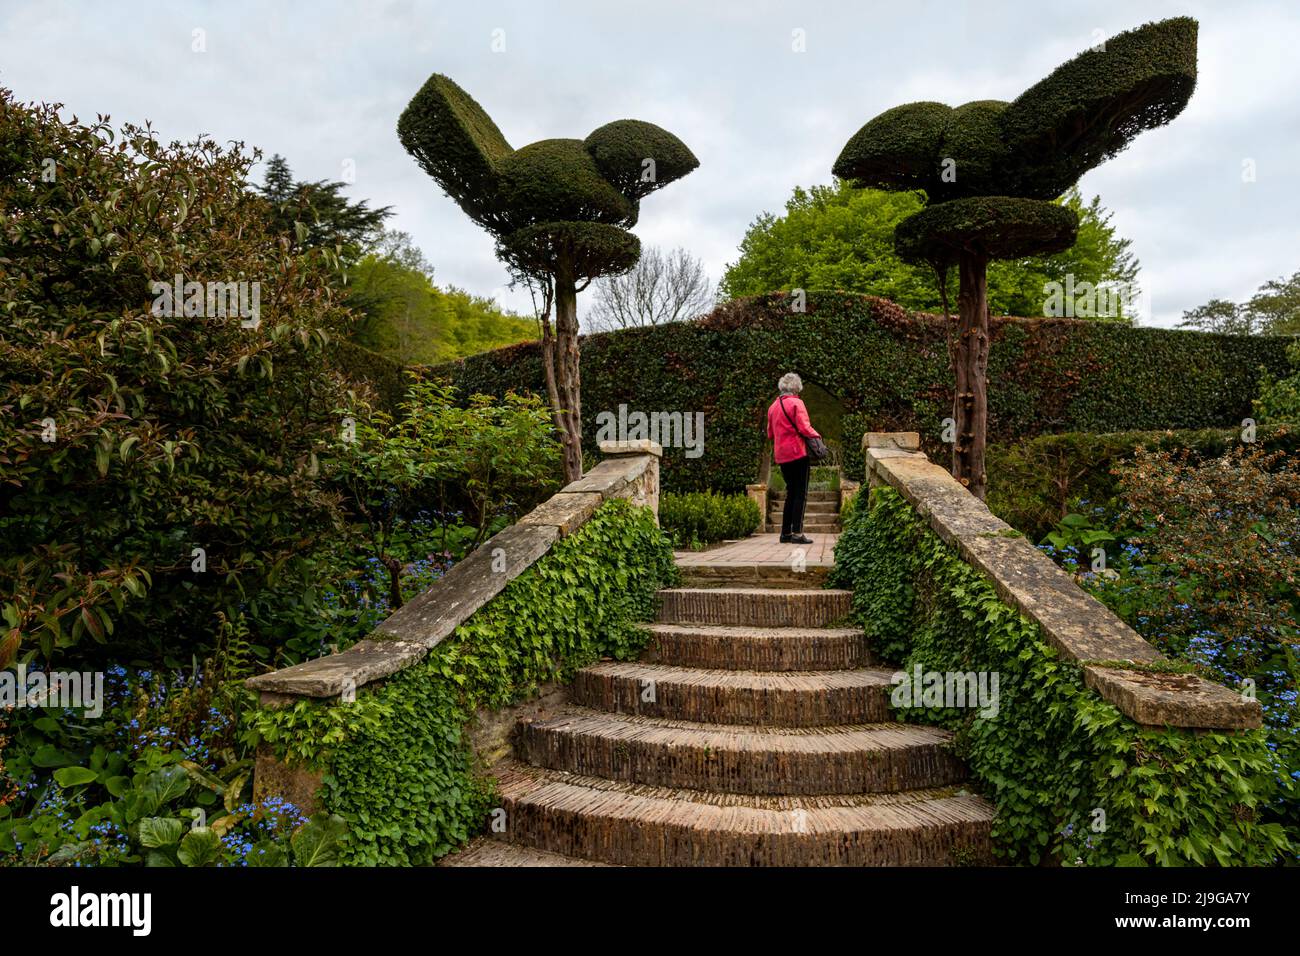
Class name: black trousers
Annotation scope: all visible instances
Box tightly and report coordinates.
[779,455,810,537]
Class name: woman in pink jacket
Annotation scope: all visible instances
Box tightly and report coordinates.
[766,372,822,545]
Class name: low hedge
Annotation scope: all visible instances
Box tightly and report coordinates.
[659,491,761,549]
[242,499,677,865]
[986,424,1299,540]
[423,293,1290,492]
[829,487,1290,866]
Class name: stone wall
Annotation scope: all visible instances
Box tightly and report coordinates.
[862,432,1259,732]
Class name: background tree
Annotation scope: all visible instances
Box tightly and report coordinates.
[398,75,698,480]
[721,182,1138,318]
[344,230,534,364]
[1246,270,1300,335]
[257,154,391,263]
[833,17,1198,499]
[1177,298,1254,335]
[1180,270,1300,336]
[587,245,714,331]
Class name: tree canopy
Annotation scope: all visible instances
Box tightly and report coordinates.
[344,231,535,364]
[720,182,1138,318]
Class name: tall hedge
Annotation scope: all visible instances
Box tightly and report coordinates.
[419,292,1291,493]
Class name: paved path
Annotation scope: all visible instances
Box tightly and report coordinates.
[674,532,839,569]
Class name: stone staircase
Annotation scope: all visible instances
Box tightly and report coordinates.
[443,551,994,867]
[766,488,842,534]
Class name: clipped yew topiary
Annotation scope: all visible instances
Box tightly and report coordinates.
[398,75,698,480]
[834,17,1198,499]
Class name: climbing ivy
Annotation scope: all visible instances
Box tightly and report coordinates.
[242,499,677,865]
[829,487,1291,866]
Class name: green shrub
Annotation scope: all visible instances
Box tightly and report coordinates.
[1254,338,1300,424]
[659,491,761,549]
[242,499,677,865]
[421,293,1290,493]
[985,424,1299,539]
[1040,446,1300,847]
[829,487,1290,866]
[0,90,363,670]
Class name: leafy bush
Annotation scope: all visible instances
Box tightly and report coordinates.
[329,377,560,609]
[1255,338,1300,424]
[659,491,761,548]
[242,499,677,865]
[830,487,1290,865]
[0,91,360,669]
[985,425,1299,539]
[0,618,346,866]
[423,292,1289,493]
[1040,445,1300,845]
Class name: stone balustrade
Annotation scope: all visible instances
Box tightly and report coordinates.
[246,440,662,705]
[862,431,1260,731]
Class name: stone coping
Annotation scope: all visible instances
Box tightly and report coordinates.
[246,449,659,701]
[861,432,1260,731]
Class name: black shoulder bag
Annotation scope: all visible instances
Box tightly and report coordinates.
[779,396,830,462]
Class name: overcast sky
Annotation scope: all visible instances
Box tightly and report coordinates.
[3,0,1297,326]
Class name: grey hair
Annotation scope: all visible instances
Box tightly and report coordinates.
[778,372,803,395]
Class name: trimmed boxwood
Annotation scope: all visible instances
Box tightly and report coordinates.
[419,292,1291,493]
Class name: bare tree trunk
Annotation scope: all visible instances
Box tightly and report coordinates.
[952,252,989,500]
[553,252,584,482]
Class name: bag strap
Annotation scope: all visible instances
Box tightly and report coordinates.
[778,396,809,439]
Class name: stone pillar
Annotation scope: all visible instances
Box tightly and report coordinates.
[597,439,662,522]
[862,431,921,488]
[745,483,767,528]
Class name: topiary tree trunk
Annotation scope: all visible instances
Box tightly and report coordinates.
[953,252,990,498]
[553,251,584,481]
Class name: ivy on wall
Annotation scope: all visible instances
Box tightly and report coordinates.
[829,487,1291,866]
[242,499,677,865]
[418,293,1290,492]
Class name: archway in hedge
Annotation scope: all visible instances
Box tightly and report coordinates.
[759,378,846,484]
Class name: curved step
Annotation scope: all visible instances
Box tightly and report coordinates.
[657,587,851,627]
[678,564,832,590]
[439,836,613,867]
[570,661,894,726]
[491,761,994,866]
[516,708,966,794]
[769,500,840,515]
[642,622,870,670]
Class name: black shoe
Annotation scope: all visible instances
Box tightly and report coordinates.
[779,534,793,543]
[789,534,813,545]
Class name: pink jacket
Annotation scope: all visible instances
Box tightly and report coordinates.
[767,395,821,465]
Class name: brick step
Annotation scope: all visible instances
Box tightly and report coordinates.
[642,622,871,670]
[798,519,842,530]
[491,760,994,866]
[677,563,831,590]
[657,587,851,627]
[570,661,894,726]
[516,708,966,795]
[769,490,839,502]
[439,835,614,866]
[768,500,840,515]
